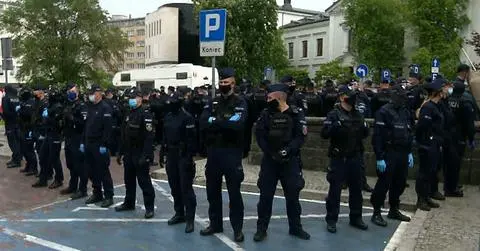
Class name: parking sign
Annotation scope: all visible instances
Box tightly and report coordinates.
[199,9,227,57]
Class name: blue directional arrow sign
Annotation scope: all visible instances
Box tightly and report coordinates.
[381,69,391,82]
[356,64,369,78]
[431,58,440,80]
[264,66,273,80]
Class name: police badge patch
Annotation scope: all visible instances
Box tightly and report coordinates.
[146,123,153,131]
[302,125,308,136]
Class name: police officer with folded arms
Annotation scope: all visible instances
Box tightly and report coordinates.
[17,88,38,176]
[115,88,155,219]
[62,83,89,199]
[162,91,197,233]
[370,84,414,227]
[199,68,247,242]
[3,84,22,168]
[254,84,310,242]
[415,78,446,211]
[81,84,114,208]
[321,85,369,233]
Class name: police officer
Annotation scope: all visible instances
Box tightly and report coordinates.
[61,83,89,199]
[415,78,446,211]
[370,79,391,116]
[320,80,338,116]
[406,73,427,114]
[114,88,155,218]
[454,64,480,120]
[81,84,114,208]
[280,75,308,112]
[199,68,247,242]
[32,85,49,186]
[162,92,197,233]
[304,81,322,117]
[321,85,369,233]
[104,88,122,156]
[445,81,476,197]
[41,89,65,189]
[2,84,22,168]
[254,84,310,242]
[18,88,38,176]
[370,84,414,227]
[252,80,269,120]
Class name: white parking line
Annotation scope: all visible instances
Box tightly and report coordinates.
[0,227,80,251]
[152,181,245,251]
[5,218,170,223]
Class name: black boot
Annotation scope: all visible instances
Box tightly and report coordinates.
[349,218,368,230]
[363,183,373,193]
[48,180,63,189]
[233,231,244,242]
[167,215,185,225]
[426,198,440,208]
[444,190,463,197]
[70,191,87,200]
[430,191,445,201]
[115,203,135,212]
[416,198,431,211]
[85,194,103,204]
[101,198,114,208]
[289,228,310,240]
[200,226,223,236]
[144,210,154,219]
[60,187,76,195]
[32,179,48,188]
[25,170,37,176]
[185,221,194,233]
[371,213,387,227]
[388,209,411,222]
[326,222,337,233]
[253,230,267,242]
[7,162,21,168]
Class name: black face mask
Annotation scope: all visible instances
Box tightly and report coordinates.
[344,93,357,107]
[289,85,296,93]
[267,99,280,113]
[219,85,232,95]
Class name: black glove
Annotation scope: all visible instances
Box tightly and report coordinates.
[139,155,152,167]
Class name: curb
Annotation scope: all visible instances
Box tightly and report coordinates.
[150,171,418,212]
[396,210,429,251]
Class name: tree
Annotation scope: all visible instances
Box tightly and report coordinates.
[0,0,131,86]
[343,0,406,80]
[315,59,355,84]
[277,68,309,84]
[407,0,469,79]
[466,31,480,69]
[192,0,288,83]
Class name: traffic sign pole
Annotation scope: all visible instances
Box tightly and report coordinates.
[211,56,216,98]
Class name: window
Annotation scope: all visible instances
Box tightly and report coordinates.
[288,42,294,59]
[126,63,135,69]
[158,20,162,35]
[136,40,145,47]
[125,52,135,58]
[148,45,151,58]
[176,72,188,80]
[302,40,308,58]
[120,73,131,81]
[137,52,145,58]
[154,21,157,35]
[138,63,145,69]
[127,30,134,37]
[137,29,145,36]
[316,38,323,56]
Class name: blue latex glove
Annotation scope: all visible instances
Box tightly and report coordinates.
[99,146,107,154]
[208,117,215,124]
[376,160,386,173]
[42,108,48,118]
[27,131,32,139]
[229,113,241,122]
[15,105,20,112]
[79,144,85,153]
[408,153,414,169]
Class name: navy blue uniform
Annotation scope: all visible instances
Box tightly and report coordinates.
[119,104,156,210]
[64,99,88,194]
[252,87,267,120]
[406,85,427,114]
[304,91,322,117]
[163,107,197,222]
[104,98,122,156]
[320,87,338,116]
[370,89,390,116]
[43,96,65,185]
[2,86,22,165]
[83,100,114,199]
[415,101,444,200]
[255,107,307,232]
[18,96,37,174]
[322,105,369,224]
[200,94,247,233]
[370,103,413,211]
[288,91,308,113]
[33,97,49,179]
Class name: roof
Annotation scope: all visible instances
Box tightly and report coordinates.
[325,0,342,13]
[278,4,321,15]
[280,14,330,29]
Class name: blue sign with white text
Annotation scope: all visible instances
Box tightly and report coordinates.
[199,9,227,42]
[381,69,391,82]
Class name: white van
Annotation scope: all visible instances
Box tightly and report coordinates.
[112,63,219,91]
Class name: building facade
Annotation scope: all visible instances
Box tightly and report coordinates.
[277,1,321,28]
[107,16,146,72]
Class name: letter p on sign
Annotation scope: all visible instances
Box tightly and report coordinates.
[205,14,220,38]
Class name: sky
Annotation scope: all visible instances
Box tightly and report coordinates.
[99,0,335,18]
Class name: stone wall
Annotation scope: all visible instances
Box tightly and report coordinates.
[247,118,480,185]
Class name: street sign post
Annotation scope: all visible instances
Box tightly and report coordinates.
[1,38,13,84]
[264,66,273,81]
[431,58,440,81]
[199,9,227,98]
[356,64,369,81]
[381,69,391,83]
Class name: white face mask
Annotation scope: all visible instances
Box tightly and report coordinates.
[447,87,453,95]
[88,95,95,103]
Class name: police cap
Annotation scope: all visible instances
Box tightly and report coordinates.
[66,82,77,90]
[266,83,289,94]
[429,78,447,91]
[338,85,354,95]
[280,75,294,84]
[105,88,115,94]
[219,67,236,80]
[88,84,102,94]
[126,87,142,98]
